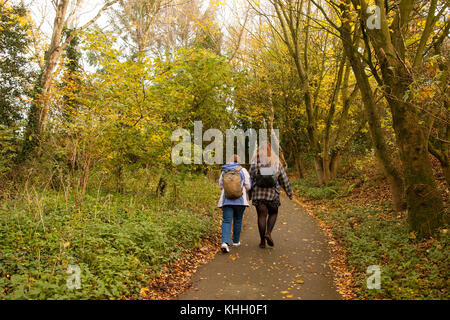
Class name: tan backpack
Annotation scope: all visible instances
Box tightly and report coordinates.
[223,166,243,199]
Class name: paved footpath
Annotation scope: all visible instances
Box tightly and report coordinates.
[177,195,341,300]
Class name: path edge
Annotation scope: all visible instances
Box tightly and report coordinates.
[292,194,357,300]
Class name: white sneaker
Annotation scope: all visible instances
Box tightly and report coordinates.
[221,242,230,253]
[232,242,241,247]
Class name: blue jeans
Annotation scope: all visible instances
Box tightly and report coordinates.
[221,205,246,245]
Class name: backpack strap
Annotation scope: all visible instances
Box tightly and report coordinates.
[235,166,244,187]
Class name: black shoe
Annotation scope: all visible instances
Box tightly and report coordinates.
[265,233,274,247]
[259,240,266,248]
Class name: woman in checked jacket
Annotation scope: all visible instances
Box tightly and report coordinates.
[249,141,293,248]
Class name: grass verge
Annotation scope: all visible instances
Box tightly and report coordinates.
[291,171,448,300]
[0,174,220,299]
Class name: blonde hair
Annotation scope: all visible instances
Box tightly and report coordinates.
[251,141,280,172]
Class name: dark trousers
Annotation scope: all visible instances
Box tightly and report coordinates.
[255,202,279,242]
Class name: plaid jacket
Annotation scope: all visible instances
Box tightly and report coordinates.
[249,162,293,201]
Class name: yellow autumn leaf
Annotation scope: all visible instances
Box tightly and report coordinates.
[140,288,150,297]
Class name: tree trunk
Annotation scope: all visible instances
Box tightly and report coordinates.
[21,0,117,160]
[39,0,71,132]
[359,0,445,236]
[329,151,340,180]
[272,0,318,177]
[293,151,304,178]
[79,146,92,207]
[386,78,444,235]
[442,165,450,189]
[117,164,123,193]
[340,22,406,211]
[428,135,449,188]
[314,156,326,185]
[268,83,288,169]
[323,54,346,184]
[322,157,331,185]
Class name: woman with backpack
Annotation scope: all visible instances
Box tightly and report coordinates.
[218,154,251,253]
[250,141,293,248]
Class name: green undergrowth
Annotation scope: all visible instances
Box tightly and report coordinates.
[0,174,220,299]
[291,173,449,300]
[291,174,357,200]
